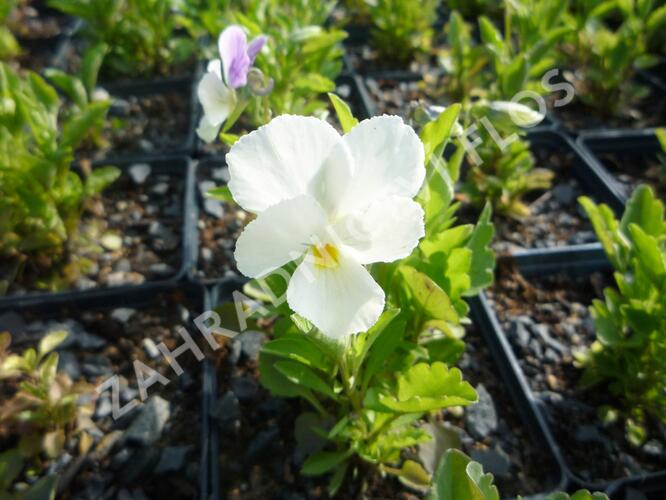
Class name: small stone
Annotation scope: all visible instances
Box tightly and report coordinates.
[111,308,136,323]
[110,98,131,117]
[149,263,174,277]
[81,355,113,377]
[91,431,123,461]
[464,385,498,439]
[119,447,160,483]
[238,331,267,360]
[155,445,192,474]
[203,198,224,218]
[128,164,151,185]
[210,391,241,426]
[151,182,168,195]
[113,258,132,273]
[231,375,258,401]
[508,320,530,348]
[57,351,81,380]
[470,448,511,477]
[528,338,543,359]
[0,311,26,335]
[642,439,664,458]
[201,247,213,262]
[149,222,179,252]
[142,338,160,359]
[111,448,133,471]
[107,271,145,286]
[198,180,216,197]
[546,374,561,391]
[123,396,171,446]
[552,184,575,205]
[228,339,242,365]
[139,139,154,152]
[95,396,113,419]
[101,233,123,251]
[245,427,280,461]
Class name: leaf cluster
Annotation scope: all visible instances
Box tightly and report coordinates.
[0,63,120,292]
[579,185,666,440]
[0,330,94,497]
[48,0,196,78]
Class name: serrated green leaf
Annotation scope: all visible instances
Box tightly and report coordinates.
[379,362,477,412]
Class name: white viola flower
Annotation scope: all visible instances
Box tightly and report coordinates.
[489,101,545,128]
[196,25,267,143]
[228,115,426,340]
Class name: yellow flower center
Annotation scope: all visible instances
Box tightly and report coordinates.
[311,243,340,269]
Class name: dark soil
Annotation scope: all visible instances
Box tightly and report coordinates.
[345,45,438,75]
[364,77,430,118]
[84,89,192,159]
[548,80,666,132]
[0,288,206,499]
[451,325,558,496]
[10,1,70,40]
[194,161,246,281]
[54,39,196,84]
[596,151,666,202]
[2,163,184,295]
[487,263,666,483]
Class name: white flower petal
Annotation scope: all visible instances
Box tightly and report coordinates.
[333,196,425,264]
[234,195,327,278]
[341,115,425,213]
[198,71,236,127]
[196,115,221,144]
[227,115,345,213]
[287,252,385,339]
[207,59,222,79]
[307,141,353,217]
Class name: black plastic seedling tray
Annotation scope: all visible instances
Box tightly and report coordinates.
[0,155,197,310]
[469,246,666,498]
[577,129,662,204]
[0,281,208,497]
[526,129,627,216]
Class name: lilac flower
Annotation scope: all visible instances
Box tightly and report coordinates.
[196,26,267,143]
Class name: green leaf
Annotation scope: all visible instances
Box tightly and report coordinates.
[61,101,109,150]
[85,166,120,196]
[38,330,68,357]
[0,449,24,491]
[262,337,335,374]
[328,92,358,133]
[420,104,461,164]
[398,266,459,323]
[294,74,336,93]
[80,44,108,96]
[43,68,88,108]
[628,224,665,282]
[465,203,495,296]
[301,449,351,476]
[363,315,405,385]
[500,54,528,99]
[621,185,665,238]
[391,460,431,491]
[546,491,609,500]
[379,362,477,413]
[207,186,234,203]
[259,352,309,398]
[18,474,58,500]
[427,449,499,500]
[274,360,337,399]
